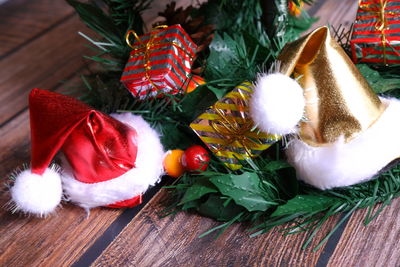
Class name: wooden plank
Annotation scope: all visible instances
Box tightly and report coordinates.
[0,14,92,126]
[0,108,30,177]
[92,189,342,266]
[0,201,123,267]
[5,0,395,266]
[0,0,75,58]
[328,200,400,266]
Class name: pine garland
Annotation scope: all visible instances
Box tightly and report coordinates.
[68,0,400,250]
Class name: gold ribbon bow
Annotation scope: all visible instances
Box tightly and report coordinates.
[125,25,193,92]
[209,91,261,158]
[358,0,400,64]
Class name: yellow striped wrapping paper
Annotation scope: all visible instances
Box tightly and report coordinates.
[190,82,280,170]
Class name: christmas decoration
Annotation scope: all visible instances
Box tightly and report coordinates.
[183,75,206,93]
[163,149,186,178]
[8,0,398,250]
[181,145,210,172]
[163,146,210,178]
[120,24,198,99]
[288,0,304,17]
[190,82,280,170]
[351,0,400,64]
[251,26,400,189]
[250,73,305,135]
[9,89,164,216]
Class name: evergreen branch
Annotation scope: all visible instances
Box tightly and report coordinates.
[67,0,124,45]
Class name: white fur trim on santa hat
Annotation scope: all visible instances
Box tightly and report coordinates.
[250,73,305,135]
[10,167,62,217]
[61,113,165,209]
[286,97,400,190]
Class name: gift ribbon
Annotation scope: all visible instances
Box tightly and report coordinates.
[125,25,193,92]
[358,0,400,64]
[209,89,260,158]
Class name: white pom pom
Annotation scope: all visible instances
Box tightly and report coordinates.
[10,167,62,217]
[250,73,305,135]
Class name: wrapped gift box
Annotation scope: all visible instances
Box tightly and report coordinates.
[121,25,198,99]
[190,82,280,170]
[351,0,400,64]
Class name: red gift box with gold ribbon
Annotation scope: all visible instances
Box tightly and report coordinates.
[351,0,400,64]
[121,25,198,99]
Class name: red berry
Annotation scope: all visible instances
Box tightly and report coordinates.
[182,145,210,172]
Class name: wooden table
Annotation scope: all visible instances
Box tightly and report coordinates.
[1,1,399,266]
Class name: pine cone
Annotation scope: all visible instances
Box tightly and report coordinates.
[155,1,214,55]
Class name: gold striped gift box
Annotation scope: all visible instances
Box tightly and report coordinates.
[190,82,280,170]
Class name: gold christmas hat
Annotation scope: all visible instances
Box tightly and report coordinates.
[278,26,385,146]
[250,26,400,189]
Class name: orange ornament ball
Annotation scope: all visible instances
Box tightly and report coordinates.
[163,149,185,178]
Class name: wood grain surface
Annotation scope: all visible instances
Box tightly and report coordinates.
[328,200,400,267]
[1,0,399,266]
[0,202,123,267]
[92,189,342,267]
[0,11,92,125]
[0,0,75,58]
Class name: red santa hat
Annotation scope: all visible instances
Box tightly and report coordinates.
[10,89,164,216]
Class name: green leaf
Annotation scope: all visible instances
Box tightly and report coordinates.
[264,160,292,172]
[206,33,241,81]
[179,178,218,205]
[197,194,245,221]
[357,64,400,93]
[206,85,227,99]
[210,172,278,212]
[181,199,202,210]
[271,195,339,217]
